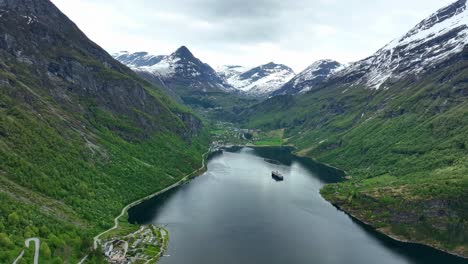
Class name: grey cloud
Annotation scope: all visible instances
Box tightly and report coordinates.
[152,0,285,19]
[53,0,456,70]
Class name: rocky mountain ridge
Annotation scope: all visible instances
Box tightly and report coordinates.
[113,47,232,93]
[219,62,295,97]
[281,0,468,94]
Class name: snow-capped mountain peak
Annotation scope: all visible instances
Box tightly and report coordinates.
[295,60,344,85]
[283,0,468,94]
[172,45,195,59]
[218,62,295,96]
[392,0,468,48]
[113,46,232,91]
[337,0,468,89]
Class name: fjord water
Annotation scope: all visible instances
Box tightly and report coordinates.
[128,147,466,264]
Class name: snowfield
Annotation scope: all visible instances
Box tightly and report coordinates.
[217,63,295,96]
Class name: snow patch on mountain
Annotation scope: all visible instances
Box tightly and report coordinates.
[217,65,248,80]
[272,60,343,96]
[218,63,295,96]
[113,51,165,68]
[114,47,232,91]
[138,56,176,77]
[295,60,346,93]
[337,0,468,89]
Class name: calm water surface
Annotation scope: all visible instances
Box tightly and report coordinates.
[128,147,467,264]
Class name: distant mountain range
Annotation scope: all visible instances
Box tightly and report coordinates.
[119,0,468,99]
[114,47,261,119]
[114,46,232,93]
[114,49,295,97]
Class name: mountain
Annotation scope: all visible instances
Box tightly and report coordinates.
[114,48,258,121]
[325,0,468,90]
[279,0,468,94]
[0,0,208,262]
[218,62,295,97]
[272,60,343,95]
[114,47,232,93]
[240,0,468,257]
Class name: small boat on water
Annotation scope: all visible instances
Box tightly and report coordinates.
[271,171,284,181]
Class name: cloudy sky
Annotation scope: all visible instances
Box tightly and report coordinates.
[50,0,454,72]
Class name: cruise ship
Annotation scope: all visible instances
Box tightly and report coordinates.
[271,171,284,181]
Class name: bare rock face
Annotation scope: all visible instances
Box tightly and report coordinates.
[0,0,202,139]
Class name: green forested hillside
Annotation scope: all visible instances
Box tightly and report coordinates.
[0,0,209,263]
[2,0,468,262]
[241,47,468,256]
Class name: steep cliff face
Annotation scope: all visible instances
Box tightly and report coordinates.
[0,0,202,139]
[0,0,207,262]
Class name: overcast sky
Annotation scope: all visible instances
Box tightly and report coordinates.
[50,0,454,72]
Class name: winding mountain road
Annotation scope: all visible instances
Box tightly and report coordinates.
[12,237,40,264]
[26,238,40,264]
[12,250,24,264]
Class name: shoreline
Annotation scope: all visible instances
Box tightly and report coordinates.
[93,149,211,250]
[222,143,467,259]
[222,143,348,175]
[330,202,468,260]
[274,142,467,260]
[227,144,348,180]
[291,148,349,176]
[91,143,467,261]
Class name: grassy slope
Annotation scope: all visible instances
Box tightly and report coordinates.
[254,129,285,146]
[241,52,468,256]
